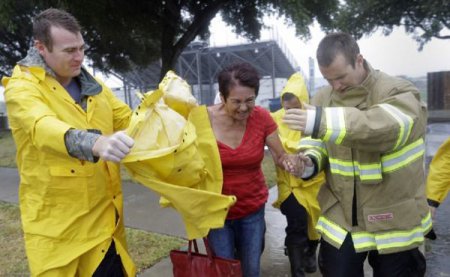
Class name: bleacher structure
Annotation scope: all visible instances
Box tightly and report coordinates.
[112,34,308,109]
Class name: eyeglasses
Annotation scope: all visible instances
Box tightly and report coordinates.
[228,98,256,108]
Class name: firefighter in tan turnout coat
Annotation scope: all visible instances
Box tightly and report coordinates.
[283,32,432,277]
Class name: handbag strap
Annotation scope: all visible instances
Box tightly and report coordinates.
[202,238,215,260]
[187,238,215,261]
[188,239,200,254]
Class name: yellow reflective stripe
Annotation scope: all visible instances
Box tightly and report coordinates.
[352,213,432,252]
[379,104,413,150]
[352,229,422,251]
[381,139,425,172]
[329,159,382,180]
[324,108,346,145]
[329,158,354,177]
[305,149,325,170]
[299,138,328,156]
[356,162,383,181]
[328,139,424,180]
[316,216,347,245]
[375,227,424,251]
[352,232,377,250]
[422,212,433,233]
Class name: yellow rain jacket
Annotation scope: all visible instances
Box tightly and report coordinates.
[122,71,236,239]
[2,65,135,276]
[271,73,325,240]
[427,137,450,205]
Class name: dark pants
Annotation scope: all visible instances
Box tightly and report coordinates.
[93,241,125,277]
[280,193,310,248]
[318,233,426,277]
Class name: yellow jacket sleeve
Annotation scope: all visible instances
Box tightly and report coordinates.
[427,137,450,205]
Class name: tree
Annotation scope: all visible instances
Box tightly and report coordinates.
[0,0,338,81]
[329,0,450,49]
[0,0,37,78]
[2,1,447,83]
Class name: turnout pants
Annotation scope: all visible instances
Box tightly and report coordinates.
[319,233,426,277]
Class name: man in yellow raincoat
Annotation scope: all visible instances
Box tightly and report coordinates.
[2,8,136,276]
[271,73,325,277]
[427,137,450,219]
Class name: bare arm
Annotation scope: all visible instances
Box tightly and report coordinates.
[265,130,302,174]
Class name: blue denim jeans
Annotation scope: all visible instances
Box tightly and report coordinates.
[207,205,266,277]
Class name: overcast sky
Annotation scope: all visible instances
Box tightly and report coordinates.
[209,15,450,78]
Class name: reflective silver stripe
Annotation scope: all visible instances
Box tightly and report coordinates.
[382,139,425,172]
[329,159,354,176]
[359,167,381,176]
[328,139,424,180]
[299,138,328,156]
[352,230,424,251]
[379,104,413,150]
[324,108,346,144]
[358,164,382,180]
[352,234,376,249]
[316,217,347,245]
[305,149,325,170]
[329,109,341,142]
[375,230,424,250]
[352,213,432,252]
[421,212,433,233]
[299,138,325,148]
[329,159,382,180]
[319,214,431,252]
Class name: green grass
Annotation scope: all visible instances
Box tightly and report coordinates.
[0,201,27,275]
[0,130,16,167]
[0,201,186,276]
[262,151,277,188]
[126,228,185,272]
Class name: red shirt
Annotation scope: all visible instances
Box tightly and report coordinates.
[218,106,277,219]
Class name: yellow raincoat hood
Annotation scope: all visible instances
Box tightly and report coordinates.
[271,72,324,241]
[122,71,236,239]
[272,72,309,152]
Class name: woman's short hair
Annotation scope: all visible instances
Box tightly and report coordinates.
[217,62,260,101]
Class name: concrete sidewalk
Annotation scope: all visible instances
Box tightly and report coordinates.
[0,167,296,276]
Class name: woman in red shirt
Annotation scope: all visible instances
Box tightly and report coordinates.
[207,62,296,277]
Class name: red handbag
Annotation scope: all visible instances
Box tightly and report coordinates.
[170,238,243,277]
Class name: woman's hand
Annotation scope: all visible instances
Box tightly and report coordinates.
[279,153,313,177]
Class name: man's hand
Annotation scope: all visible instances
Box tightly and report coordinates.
[92,131,134,162]
[429,206,436,220]
[295,153,314,178]
[283,103,315,131]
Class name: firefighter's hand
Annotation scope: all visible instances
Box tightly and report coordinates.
[283,103,315,131]
[293,153,314,177]
[429,206,436,220]
[92,131,134,162]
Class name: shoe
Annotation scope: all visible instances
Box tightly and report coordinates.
[286,246,306,277]
[303,240,318,273]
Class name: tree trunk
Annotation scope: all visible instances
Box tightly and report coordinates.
[158,0,227,81]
